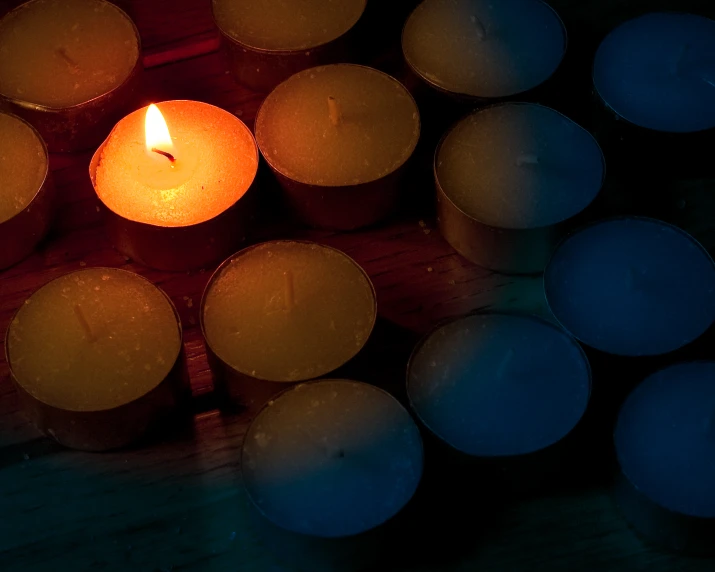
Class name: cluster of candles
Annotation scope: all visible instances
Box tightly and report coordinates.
[1,0,715,567]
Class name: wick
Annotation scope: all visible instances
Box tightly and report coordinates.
[328,96,342,127]
[297,426,345,459]
[672,43,690,77]
[284,270,295,312]
[151,148,175,162]
[73,304,96,342]
[56,47,79,72]
[496,348,515,379]
[471,15,487,41]
[516,154,539,167]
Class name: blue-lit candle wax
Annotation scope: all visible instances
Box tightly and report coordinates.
[545,218,715,357]
[593,13,715,133]
[402,0,566,99]
[615,362,715,551]
[407,313,590,457]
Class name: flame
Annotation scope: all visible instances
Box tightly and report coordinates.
[145,104,173,154]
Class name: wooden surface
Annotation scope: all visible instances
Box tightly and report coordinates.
[2,1,715,571]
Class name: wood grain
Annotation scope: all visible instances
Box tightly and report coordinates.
[1,1,715,571]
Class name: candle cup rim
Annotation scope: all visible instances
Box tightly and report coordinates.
[255,63,421,188]
[543,216,715,357]
[4,266,184,413]
[210,0,367,55]
[592,11,715,135]
[433,101,607,231]
[89,99,259,230]
[240,377,425,539]
[401,0,568,101]
[200,239,378,384]
[0,0,142,112]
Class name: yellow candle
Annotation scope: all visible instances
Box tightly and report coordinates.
[0,0,139,108]
[93,101,258,227]
[212,0,366,51]
[0,112,46,224]
[202,241,376,382]
[256,64,419,186]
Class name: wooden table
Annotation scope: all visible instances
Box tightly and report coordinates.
[2,1,714,570]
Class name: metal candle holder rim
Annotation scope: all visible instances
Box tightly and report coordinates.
[211,0,368,55]
[401,0,569,101]
[405,309,593,458]
[199,239,378,384]
[0,0,142,113]
[543,215,715,357]
[239,377,426,539]
[433,101,607,231]
[254,63,421,187]
[88,99,259,230]
[4,266,184,413]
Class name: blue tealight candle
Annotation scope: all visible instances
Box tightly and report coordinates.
[593,12,715,133]
[614,362,715,554]
[545,218,715,357]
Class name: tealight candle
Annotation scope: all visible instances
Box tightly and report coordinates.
[201,241,376,409]
[0,111,53,269]
[212,0,366,92]
[402,0,566,100]
[545,218,715,357]
[0,0,142,152]
[90,100,259,271]
[407,312,590,489]
[6,267,186,451]
[614,362,715,554]
[242,379,423,571]
[435,103,604,274]
[255,64,420,230]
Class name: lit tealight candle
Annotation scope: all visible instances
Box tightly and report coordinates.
[435,103,604,273]
[0,0,141,152]
[615,362,715,554]
[256,64,420,229]
[402,0,566,99]
[242,379,423,571]
[201,241,376,408]
[90,100,259,271]
[0,111,52,269]
[6,267,185,451]
[212,0,367,92]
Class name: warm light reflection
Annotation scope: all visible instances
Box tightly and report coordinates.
[145,104,173,154]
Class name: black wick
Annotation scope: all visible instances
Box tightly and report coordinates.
[151,147,175,162]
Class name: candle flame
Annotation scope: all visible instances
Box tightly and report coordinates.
[145,104,173,154]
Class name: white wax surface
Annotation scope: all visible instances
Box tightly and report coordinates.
[436,103,604,229]
[545,218,715,356]
[408,314,590,456]
[593,12,715,133]
[242,380,423,538]
[402,0,566,98]
[616,362,715,518]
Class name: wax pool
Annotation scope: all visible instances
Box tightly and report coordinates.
[242,380,423,538]
[593,12,715,133]
[545,218,715,356]
[256,64,419,187]
[402,0,566,98]
[212,0,365,51]
[0,112,46,224]
[0,0,139,108]
[202,242,376,382]
[7,268,181,412]
[408,313,590,457]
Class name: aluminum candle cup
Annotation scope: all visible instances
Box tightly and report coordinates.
[0,112,53,269]
[407,312,591,492]
[614,362,715,555]
[255,64,420,230]
[212,0,366,93]
[241,380,424,572]
[201,242,377,410]
[0,0,142,153]
[90,101,259,271]
[435,103,605,274]
[5,268,187,451]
